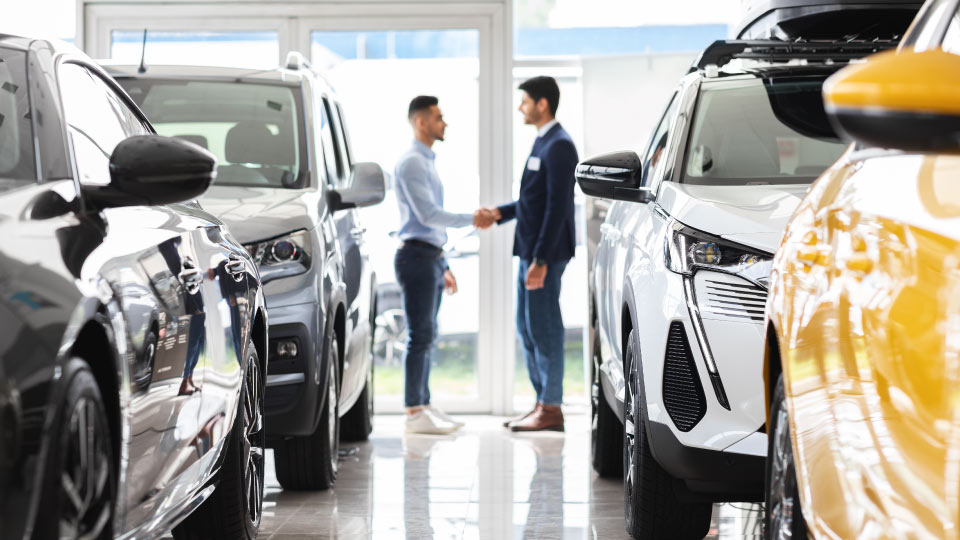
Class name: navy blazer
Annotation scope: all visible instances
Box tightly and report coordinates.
[498,123,579,263]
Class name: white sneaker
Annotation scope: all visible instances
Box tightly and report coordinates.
[429,406,465,429]
[405,409,459,435]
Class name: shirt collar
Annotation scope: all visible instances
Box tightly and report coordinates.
[412,139,436,160]
[537,119,559,138]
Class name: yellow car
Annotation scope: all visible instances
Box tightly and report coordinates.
[763,0,960,537]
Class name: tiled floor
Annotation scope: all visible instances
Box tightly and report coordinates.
[246,413,762,539]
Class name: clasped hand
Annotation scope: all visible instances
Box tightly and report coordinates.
[473,207,501,230]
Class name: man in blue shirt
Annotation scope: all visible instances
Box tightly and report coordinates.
[394,95,496,434]
[487,76,578,432]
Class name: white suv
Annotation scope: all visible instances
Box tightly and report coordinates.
[578,40,892,539]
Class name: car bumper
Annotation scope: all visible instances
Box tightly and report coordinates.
[635,268,767,457]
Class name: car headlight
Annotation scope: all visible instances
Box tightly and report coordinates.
[664,220,772,288]
[244,230,311,270]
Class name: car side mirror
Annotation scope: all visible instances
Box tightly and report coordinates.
[824,49,960,152]
[329,162,386,211]
[82,135,216,209]
[575,150,656,203]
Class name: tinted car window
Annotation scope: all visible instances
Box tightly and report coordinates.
[316,96,341,186]
[60,63,150,186]
[0,47,36,188]
[120,79,307,189]
[683,78,847,186]
[334,103,354,170]
[639,92,678,187]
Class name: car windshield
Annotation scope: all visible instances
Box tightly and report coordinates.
[682,77,847,186]
[0,47,36,191]
[120,78,307,189]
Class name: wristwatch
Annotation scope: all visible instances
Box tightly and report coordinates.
[533,257,548,266]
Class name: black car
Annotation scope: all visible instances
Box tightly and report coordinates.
[0,35,267,540]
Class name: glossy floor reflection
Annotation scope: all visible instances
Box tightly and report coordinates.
[165,413,762,539]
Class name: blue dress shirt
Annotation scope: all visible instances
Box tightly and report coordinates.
[394,140,472,249]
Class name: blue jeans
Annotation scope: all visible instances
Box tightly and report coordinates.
[516,258,568,406]
[395,243,446,408]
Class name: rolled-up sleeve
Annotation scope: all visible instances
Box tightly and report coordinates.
[396,157,473,228]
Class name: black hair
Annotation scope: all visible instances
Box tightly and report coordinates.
[518,76,560,117]
[408,95,439,120]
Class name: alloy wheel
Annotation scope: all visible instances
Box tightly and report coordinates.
[623,350,638,517]
[327,358,339,474]
[243,354,265,527]
[769,396,798,539]
[59,397,113,540]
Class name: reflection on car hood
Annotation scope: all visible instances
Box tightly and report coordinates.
[658,182,810,253]
[199,185,319,244]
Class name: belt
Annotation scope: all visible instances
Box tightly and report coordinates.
[402,239,442,252]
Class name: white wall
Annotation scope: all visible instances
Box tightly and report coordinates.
[581,52,694,159]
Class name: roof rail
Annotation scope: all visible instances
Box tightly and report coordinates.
[285,51,311,71]
[689,39,898,73]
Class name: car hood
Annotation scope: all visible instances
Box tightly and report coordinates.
[198,185,320,244]
[657,182,810,253]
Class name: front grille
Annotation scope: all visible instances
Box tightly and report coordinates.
[701,279,767,321]
[662,321,707,432]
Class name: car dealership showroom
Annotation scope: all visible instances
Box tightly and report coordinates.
[3,0,960,538]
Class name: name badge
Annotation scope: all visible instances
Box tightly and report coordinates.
[527,156,542,171]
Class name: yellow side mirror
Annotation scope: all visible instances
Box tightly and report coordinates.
[824,49,960,152]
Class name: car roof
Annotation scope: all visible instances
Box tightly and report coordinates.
[103,63,330,90]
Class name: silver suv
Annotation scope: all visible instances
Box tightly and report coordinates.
[110,53,385,490]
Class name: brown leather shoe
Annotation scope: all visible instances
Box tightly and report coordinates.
[503,404,540,428]
[510,404,564,432]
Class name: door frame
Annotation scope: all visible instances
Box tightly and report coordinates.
[80,0,517,414]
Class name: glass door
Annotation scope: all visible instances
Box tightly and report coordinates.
[307,26,489,412]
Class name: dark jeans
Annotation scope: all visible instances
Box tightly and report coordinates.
[517,258,568,406]
[395,243,446,408]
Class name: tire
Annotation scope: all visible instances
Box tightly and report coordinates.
[764,373,808,540]
[622,330,711,540]
[174,339,265,540]
[591,328,623,478]
[37,359,115,540]
[274,331,340,490]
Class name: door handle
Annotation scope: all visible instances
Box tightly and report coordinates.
[226,255,246,283]
[179,258,202,295]
[350,227,367,238]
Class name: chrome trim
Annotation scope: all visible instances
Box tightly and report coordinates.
[682,275,731,410]
[266,373,306,387]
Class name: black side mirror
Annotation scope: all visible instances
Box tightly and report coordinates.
[82,135,217,209]
[329,162,386,212]
[575,150,655,203]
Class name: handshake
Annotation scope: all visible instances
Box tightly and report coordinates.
[473,207,501,230]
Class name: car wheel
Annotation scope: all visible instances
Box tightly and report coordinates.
[591,328,623,478]
[274,331,340,490]
[173,338,264,540]
[340,322,374,442]
[764,373,808,540]
[623,330,710,540]
[40,359,115,540]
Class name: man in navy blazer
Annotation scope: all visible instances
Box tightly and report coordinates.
[485,76,578,432]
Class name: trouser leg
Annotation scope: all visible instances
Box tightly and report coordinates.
[523,259,568,406]
[516,259,542,401]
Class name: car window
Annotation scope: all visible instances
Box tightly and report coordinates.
[317,96,342,186]
[60,63,150,186]
[119,78,307,189]
[682,77,847,186]
[335,103,354,170]
[639,92,679,188]
[0,47,36,190]
[325,98,351,183]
